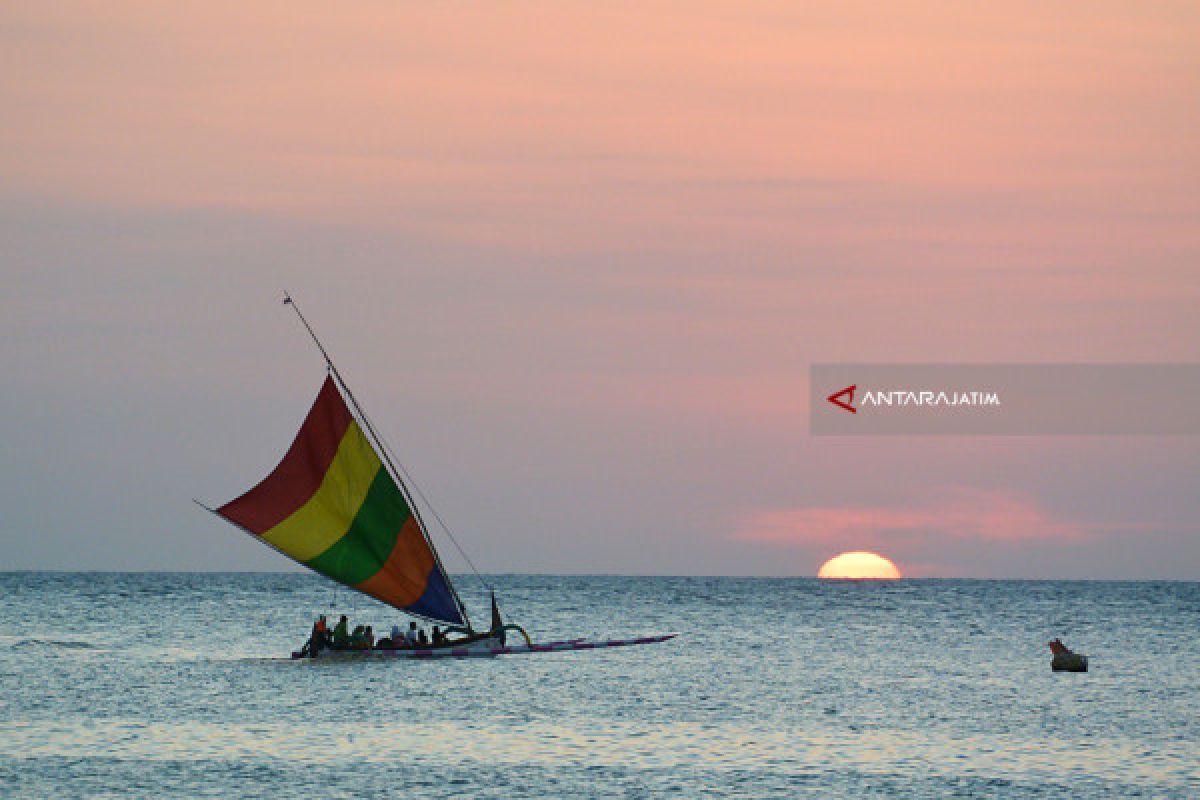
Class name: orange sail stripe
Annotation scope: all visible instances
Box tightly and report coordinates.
[354,515,437,608]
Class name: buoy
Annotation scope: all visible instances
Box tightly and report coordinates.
[1049,638,1088,672]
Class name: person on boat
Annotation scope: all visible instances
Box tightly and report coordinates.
[307,615,331,656]
[405,621,419,647]
[364,626,375,649]
[350,625,367,649]
[332,615,350,649]
[417,628,429,646]
[299,619,316,656]
[432,626,445,645]
[391,624,405,647]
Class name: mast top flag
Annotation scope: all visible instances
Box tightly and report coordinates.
[208,294,468,627]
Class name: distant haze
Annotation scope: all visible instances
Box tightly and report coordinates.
[3,2,1198,577]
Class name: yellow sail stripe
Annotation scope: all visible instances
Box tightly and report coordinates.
[262,421,382,561]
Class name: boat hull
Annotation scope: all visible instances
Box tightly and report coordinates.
[292,633,676,660]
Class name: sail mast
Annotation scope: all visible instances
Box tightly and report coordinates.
[282,292,473,630]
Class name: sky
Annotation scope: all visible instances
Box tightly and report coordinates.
[3,1,1198,579]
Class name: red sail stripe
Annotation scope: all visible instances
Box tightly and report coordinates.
[218,376,354,534]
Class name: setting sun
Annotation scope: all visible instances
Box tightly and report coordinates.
[818,551,902,580]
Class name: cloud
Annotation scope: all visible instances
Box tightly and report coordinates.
[734,487,1089,550]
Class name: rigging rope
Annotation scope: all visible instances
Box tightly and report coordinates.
[358,406,495,596]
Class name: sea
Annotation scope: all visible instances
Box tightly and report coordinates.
[1,574,1196,798]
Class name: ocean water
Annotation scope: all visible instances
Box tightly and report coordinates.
[0,574,1196,798]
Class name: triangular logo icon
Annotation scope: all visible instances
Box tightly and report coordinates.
[827,384,857,414]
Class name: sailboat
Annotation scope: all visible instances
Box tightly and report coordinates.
[197,294,675,659]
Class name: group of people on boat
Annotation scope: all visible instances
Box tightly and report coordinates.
[298,614,453,657]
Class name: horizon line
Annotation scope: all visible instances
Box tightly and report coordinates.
[0,569,1195,583]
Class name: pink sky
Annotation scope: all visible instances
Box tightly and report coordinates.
[3,2,1198,576]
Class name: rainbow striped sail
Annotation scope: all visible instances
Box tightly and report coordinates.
[215,375,466,626]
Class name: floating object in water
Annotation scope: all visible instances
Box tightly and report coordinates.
[1049,638,1088,672]
[198,293,675,660]
[1052,652,1088,672]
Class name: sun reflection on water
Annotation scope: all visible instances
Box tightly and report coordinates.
[1,718,1193,786]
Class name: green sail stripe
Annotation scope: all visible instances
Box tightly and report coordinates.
[305,466,410,585]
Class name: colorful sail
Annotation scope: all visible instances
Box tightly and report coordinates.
[216,375,465,626]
